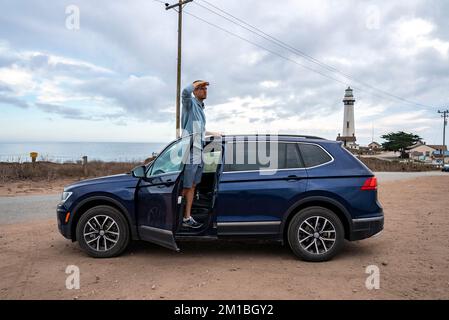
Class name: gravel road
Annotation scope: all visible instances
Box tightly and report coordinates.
[0,194,59,224]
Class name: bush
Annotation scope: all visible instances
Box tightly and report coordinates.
[0,161,144,182]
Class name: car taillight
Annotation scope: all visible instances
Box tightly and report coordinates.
[361,177,377,190]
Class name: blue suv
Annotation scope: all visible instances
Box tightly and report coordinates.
[57,135,383,262]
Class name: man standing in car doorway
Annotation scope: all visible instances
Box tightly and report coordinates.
[181,80,220,229]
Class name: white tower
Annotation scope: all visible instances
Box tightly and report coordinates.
[336,87,357,148]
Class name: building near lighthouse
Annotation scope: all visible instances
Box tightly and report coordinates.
[336,87,358,149]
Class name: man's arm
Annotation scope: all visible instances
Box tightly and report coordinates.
[182,83,195,111]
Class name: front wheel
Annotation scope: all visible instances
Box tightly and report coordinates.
[287,206,344,262]
[76,205,130,258]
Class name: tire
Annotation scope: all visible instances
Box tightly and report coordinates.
[76,205,130,258]
[287,206,344,262]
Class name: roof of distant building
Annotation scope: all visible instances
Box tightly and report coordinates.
[428,145,447,151]
[406,142,446,151]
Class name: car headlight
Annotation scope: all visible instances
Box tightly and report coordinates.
[61,191,73,203]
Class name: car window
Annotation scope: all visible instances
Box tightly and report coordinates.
[148,137,190,177]
[223,141,304,172]
[203,150,222,173]
[201,140,223,173]
[285,143,304,168]
[298,143,332,168]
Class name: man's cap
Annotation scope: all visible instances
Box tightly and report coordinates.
[193,80,209,88]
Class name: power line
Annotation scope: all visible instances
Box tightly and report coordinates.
[155,0,434,109]
[181,10,350,87]
[196,0,349,77]
[180,8,432,109]
[192,0,433,109]
[160,1,348,88]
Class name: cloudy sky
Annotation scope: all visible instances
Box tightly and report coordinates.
[0,0,448,144]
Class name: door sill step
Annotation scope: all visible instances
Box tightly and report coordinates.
[175,235,218,241]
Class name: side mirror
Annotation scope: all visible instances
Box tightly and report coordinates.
[131,165,146,178]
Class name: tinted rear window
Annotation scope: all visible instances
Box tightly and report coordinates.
[284,143,303,168]
[299,144,332,167]
[224,141,304,172]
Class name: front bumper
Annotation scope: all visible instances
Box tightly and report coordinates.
[57,203,72,240]
[349,215,384,241]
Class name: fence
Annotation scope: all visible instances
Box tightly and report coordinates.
[0,153,153,164]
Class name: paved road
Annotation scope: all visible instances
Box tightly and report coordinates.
[0,194,59,224]
[0,171,447,224]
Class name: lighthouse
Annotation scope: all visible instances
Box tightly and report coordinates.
[336,87,357,149]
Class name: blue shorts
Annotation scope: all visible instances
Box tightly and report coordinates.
[183,147,203,188]
[183,163,204,188]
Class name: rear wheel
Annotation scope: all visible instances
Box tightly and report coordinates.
[76,205,130,258]
[288,206,344,262]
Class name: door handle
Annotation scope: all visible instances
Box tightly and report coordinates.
[145,179,175,188]
[286,175,301,181]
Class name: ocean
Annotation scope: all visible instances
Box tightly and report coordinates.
[0,142,169,163]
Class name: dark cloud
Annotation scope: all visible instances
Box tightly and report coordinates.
[76,75,171,120]
[27,54,50,69]
[14,52,112,77]
[0,82,12,93]
[0,56,16,68]
[34,102,127,121]
[0,94,29,108]
[35,102,89,119]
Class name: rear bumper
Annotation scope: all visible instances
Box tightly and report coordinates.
[349,215,384,241]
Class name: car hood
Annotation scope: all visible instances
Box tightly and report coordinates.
[64,173,138,190]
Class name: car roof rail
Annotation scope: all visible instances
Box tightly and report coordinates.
[221,134,325,140]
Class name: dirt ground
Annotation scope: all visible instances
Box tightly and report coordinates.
[1,176,448,300]
[0,179,76,197]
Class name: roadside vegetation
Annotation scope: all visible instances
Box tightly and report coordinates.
[0,154,437,183]
[0,157,155,182]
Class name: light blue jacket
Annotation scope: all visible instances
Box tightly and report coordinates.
[181,83,206,149]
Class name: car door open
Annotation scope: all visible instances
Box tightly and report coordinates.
[135,137,190,251]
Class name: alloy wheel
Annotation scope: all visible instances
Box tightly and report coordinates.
[297,215,337,255]
[83,215,120,252]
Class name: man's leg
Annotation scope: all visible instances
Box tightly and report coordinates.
[184,152,204,220]
[181,148,203,228]
[182,183,196,219]
[181,184,202,228]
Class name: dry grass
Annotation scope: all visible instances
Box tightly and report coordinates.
[0,157,155,183]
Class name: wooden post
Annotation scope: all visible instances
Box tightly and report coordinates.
[175,0,182,139]
[82,156,88,176]
[438,109,448,166]
[165,0,193,138]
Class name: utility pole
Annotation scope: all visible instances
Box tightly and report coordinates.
[438,109,448,166]
[165,0,193,138]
